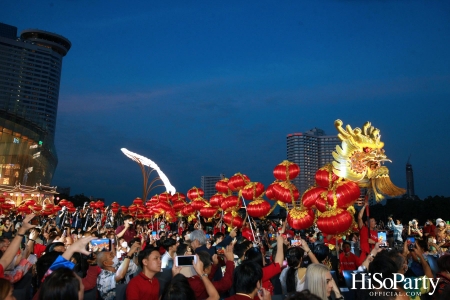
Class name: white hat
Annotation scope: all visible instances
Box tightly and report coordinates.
[436,218,444,224]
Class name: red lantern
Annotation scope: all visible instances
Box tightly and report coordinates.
[111,202,120,208]
[25,199,36,206]
[223,212,244,228]
[95,201,104,209]
[68,206,76,213]
[315,164,339,188]
[89,201,96,208]
[191,198,207,211]
[0,198,5,204]
[327,181,360,209]
[128,205,138,213]
[220,195,241,213]
[111,207,119,214]
[209,193,224,208]
[172,200,186,212]
[241,182,265,200]
[287,207,315,230]
[121,205,129,214]
[17,205,29,213]
[246,199,271,218]
[273,182,299,204]
[133,198,144,206]
[315,197,328,213]
[265,182,279,200]
[171,192,186,202]
[52,206,62,213]
[241,228,254,241]
[32,204,42,212]
[317,208,353,235]
[158,192,171,203]
[227,173,250,191]
[215,178,231,194]
[200,206,218,218]
[181,204,195,216]
[1,203,13,210]
[301,186,327,208]
[156,201,172,211]
[41,210,53,216]
[187,187,205,200]
[59,199,69,207]
[273,160,300,181]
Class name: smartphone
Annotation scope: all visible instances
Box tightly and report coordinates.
[89,238,112,252]
[290,239,301,247]
[175,255,197,266]
[216,246,225,256]
[377,232,387,248]
[206,234,210,239]
[407,237,415,251]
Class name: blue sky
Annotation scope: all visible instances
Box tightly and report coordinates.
[2,1,450,204]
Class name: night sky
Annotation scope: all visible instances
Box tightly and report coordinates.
[2,1,450,204]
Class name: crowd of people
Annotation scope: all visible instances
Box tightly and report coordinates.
[0,202,450,300]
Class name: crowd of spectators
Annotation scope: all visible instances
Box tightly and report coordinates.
[0,203,449,300]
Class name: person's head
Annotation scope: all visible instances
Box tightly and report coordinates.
[176,243,192,256]
[39,268,83,300]
[437,254,450,273]
[342,242,351,254]
[123,215,134,225]
[374,250,402,276]
[396,219,402,225]
[369,218,377,229]
[286,247,305,293]
[233,261,263,295]
[234,240,252,260]
[4,219,10,226]
[213,232,224,244]
[0,238,10,252]
[312,244,329,263]
[138,247,162,275]
[0,278,15,300]
[304,263,334,300]
[182,230,191,241]
[162,238,177,252]
[189,230,206,250]
[96,251,116,269]
[45,242,66,254]
[161,273,196,300]
[244,247,264,267]
[197,251,213,274]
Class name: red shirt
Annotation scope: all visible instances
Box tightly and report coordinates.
[339,251,359,273]
[188,260,235,299]
[33,243,46,258]
[226,295,256,300]
[423,224,436,237]
[258,262,281,298]
[115,225,137,243]
[359,226,377,254]
[0,264,3,278]
[126,272,160,300]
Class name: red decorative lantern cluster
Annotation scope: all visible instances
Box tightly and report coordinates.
[223,211,243,228]
[287,207,315,230]
[273,160,300,181]
[187,187,204,201]
[241,182,265,200]
[227,173,250,191]
[246,198,271,218]
[315,164,340,188]
[316,208,353,235]
[215,178,231,194]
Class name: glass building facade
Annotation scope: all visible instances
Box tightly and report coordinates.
[0,23,70,186]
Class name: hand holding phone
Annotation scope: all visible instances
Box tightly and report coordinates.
[175,255,197,267]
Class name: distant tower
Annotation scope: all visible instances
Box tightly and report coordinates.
[406,156,415,198]
[201,174,225,200]
[286,128,340,195]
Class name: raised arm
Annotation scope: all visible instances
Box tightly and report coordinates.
[358,204,367,229]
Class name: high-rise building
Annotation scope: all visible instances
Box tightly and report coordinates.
[201,174,225,200]
[287,128,340,195]
[406,156,415,199]
[0,22,71,186]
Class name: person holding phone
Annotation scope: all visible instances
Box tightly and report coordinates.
[115,215,136,243]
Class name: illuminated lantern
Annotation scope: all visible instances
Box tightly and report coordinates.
[223,212,244,228]
[241,228,254,241]
[241,182,265,200]
[158,192,171,203]
[287,207,315,230]
[315,197,328,213]
[17,205,29,213]
[315,164,339,188]
[95,201,104,209]
[246,198,271,218]
[327,181,360,208]
[136,213,144,220]
[133,198,144,206]
[41,210,53,216]
[111,207,119,214]
[191,198,207,211]
[25,199,36,206]
[187,187,204,200]
[59,199,70,207]
[156,201,172,211]
[1,203,13,210]
[121,205,129,214]
[200,206,219,218]
[142,213,151,220]
[111,202,120,208]
[128,205,138,213]
[0,198,5,204]
[172,201,186,212]
[89,201,96,208]
[273,160,300,181]
[220,195,241,213]
[265,182,279,201]
[52,206,62,213]
[181,204,195,216]
[227,173,250,191]
[215,178,231,194]
[43,203,54,211]
[209,193,224,208]
[32,204,42,212]
[166,210,177,222]
[301,186,327,208]
[273,182,299,204]
[149,194,159,203]
[171,192,186,202]
[317,208,353,235]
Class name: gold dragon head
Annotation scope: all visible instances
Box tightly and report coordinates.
[332,119,405,201]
